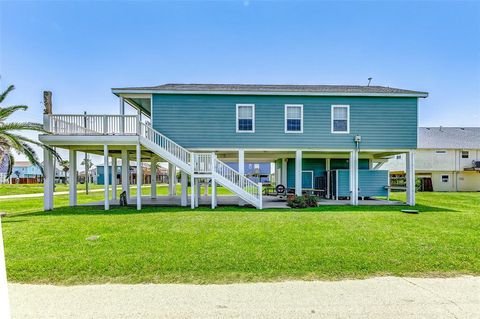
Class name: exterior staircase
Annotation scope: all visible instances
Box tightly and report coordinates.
[46,115,263,209]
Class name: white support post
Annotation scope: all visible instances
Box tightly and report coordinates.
[281,158,288,186]
[195,180,200,207]
[181,171,188,206]
[190,175,195,209]
[119,96,125,134]
[103,144,110,210]
[211,153,217,209]
[121,149,130,202]
[258,183,263,210]
[349,150,359,206]
[136,143,142,210]
[326,158,331,199]
[295,150,302,196]
[151,156,157,199]
[211,179,217,209]
[168,163,176,196]
[43,148,54,211]
[406,150,416,206]
[112,157,117,201]
[238,149,245,206]
[69,149,77,206]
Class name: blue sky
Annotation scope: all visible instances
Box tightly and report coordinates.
[1,0,479,161]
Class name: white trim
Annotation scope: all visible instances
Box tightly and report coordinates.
[302,170,314,188]
[112,89,428,98]
[284,104,303,133]
[236,104,255,133]
[331,105,350,134]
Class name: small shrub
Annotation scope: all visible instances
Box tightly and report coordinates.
[287,195,318,208]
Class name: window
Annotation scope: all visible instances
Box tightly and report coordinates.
[285,104,303,133]
[236,104,255,132]
[442,175,449,183]
[331,105,349,133]
[396,155,402,160]
[435,150,447,154]
[462,151,469,159]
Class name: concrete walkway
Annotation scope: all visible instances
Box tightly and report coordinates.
[9,276,480,318]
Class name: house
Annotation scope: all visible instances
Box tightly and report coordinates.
[39,83,427,210]
[381,127,480,191]
[227,162,271,183]
[95,163,168,185]
[8,161,43,184]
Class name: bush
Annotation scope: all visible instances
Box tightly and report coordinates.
[287,194,318,208]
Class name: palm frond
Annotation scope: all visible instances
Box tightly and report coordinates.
[18,142,44,175]
[0,85,14,104]
[6,152,14,178]
[0,121,47,133]
[0,105,28,122]
[7,133,62,163]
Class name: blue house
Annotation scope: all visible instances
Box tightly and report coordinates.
[40,83,427,210]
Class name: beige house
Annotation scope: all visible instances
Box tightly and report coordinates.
[382,127,480,192]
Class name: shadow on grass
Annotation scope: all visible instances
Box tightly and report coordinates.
[6,201,456,218]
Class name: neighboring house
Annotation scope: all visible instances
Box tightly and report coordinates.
[227,162,271,183]
[95,164,168,185]
[39,83,427,210]
[9,161,43,184]
[382,127,480,192]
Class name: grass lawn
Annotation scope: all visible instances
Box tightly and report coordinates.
[1,191,479,284]
[0,183,104,196]
[0,183,232,196]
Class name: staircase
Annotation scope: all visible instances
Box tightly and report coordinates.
[46,115,263,209]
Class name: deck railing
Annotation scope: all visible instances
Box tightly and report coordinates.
[45,114,138,135]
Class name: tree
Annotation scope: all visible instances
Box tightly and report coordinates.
[60,160,69,183]
[0,84,60,178]
[81,157,93,194]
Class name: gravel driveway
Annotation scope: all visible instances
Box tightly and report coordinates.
[9,276,480,318]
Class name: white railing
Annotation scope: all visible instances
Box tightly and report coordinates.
[214,158,262,205]
[46,114,138,135]
[140,122,192,167]
[193,153,212,173]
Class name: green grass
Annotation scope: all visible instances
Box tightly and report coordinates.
[0,183,232,197]
[1,191,479,284]
[0,183,104,196]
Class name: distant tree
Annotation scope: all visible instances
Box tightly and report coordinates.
[0,84,60,178]
[60,160,69,183]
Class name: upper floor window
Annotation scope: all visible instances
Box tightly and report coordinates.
[236,104,255,133]
[285,104,303,133]
[331,105,349,133]
[461,150,469,158]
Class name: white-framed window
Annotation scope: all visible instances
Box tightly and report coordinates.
[461,150,469,159]
[331,105,350,133]
[236,104,255,133]
[285,104,303,133]
[441,175,449,183]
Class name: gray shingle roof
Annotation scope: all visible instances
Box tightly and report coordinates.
[419,127,480,149]
[112,83,428,97]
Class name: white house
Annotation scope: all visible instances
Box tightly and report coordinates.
[382,127,480,192]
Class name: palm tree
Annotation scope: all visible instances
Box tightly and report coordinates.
[0,84,60,178]
[60,159,69,183]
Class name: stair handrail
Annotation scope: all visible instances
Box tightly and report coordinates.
[139,122,192,167]
[213,157,262,203]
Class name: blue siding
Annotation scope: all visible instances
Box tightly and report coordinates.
[336,169,388,197]
[286,158,326,188]
[152,94,417,149]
